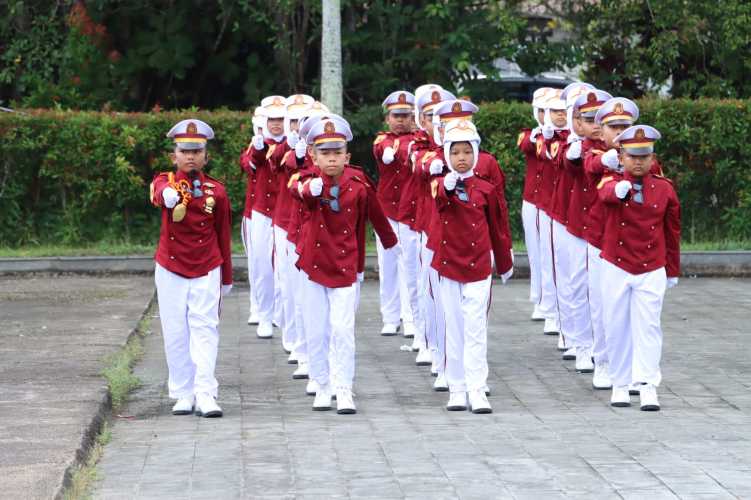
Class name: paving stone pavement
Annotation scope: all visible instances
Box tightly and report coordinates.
[0,275,154,500]
[94,278,751,500]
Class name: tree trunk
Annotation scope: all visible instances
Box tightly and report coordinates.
[320,0,343,114]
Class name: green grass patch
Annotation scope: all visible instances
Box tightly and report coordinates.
[62,422,112,500]
[101,311,151,408]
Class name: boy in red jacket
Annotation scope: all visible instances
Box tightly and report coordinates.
[597,125,680,411]
[431,120,513,414]
[373,91,417,338]
[294,117,398,414]
[151,119,232,418]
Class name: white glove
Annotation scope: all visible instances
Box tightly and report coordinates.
[429,159,444,175]
[287,131,299,149]
[667,277,679,289]
[309,177,323,197]
[295,138,307,159]
[357,272,365,283]
[541,124,554,140]
[501,268,513,284]
[443,171,458,191]
[615,180,632,200]
[252,134,265,150]
[221,284,232,297]
[602,148,620,170]
[382,146,395,165]
[530,127,541,141]
[566,140,582,161]
[163,187,179,208]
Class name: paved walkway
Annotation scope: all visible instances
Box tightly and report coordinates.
[0,275,154,500]
[95,278,751,499]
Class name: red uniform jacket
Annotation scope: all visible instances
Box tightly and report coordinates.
[250,138,287,218]
[239,140,258,219]
[541,129,570,217]
[517,129,543,205]
[294,166,398,288]
[373,131,413,220]
[271,146,299,232]
[151,170,233,285]
[598,172,680,277]
[430,175,513,283]
[397,130,433,230]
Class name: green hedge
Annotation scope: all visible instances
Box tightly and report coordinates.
[0,100,749,247]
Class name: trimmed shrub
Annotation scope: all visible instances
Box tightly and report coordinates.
[0,99,748,247]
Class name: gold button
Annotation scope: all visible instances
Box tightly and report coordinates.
[442,260,447,265]
[170,236,175,240]
[617,258,622,262]
[316,243,320,247]
[343,229,348,234]
[313,264,318,269]
[170,256,175,260]
[319,224,324,228]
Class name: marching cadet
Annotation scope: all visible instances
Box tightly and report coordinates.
[151,119,232,418]
[245,96,288,339]
[373,91,417,338]
[536,90,568,342]
[584,96,640,389]
[281,103,330,385]
[406,86,456,367]
[274,94,315,358]
[431,120,513,413]
[563,89,613,388]
[597,125,680,411]
[240,106,266,326]
[517,87,553,322]
[549,82,597,373]
[293,117,398,413]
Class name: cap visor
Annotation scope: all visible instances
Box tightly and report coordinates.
[315,141,346,150]
[175,142,206,150]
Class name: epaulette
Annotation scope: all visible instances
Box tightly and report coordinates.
[597,175,614,189]
[281,150,292,165]
[287,171,301,189]
[266,143,277,160]
[203,174,225,188]
[517,130,527,147]
[373,132,388,146]
[653,174,672,184]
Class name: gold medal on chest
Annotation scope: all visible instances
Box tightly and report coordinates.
[204,196,216,214]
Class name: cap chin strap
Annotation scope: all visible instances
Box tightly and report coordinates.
[533,106,542,126]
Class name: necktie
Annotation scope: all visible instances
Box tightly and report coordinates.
[632,181,643,204]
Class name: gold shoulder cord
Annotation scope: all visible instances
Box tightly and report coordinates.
[168,172,192,222]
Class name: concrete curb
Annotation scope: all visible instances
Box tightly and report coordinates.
[54,291,157,500]
[2,252,751,278]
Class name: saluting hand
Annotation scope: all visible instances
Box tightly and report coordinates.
[163,187,180,208]
[444,171,459,191]
[295,138,307,159]
[429,159,444,175]
[541,124,555,140]
[287,131,299,149]
[566,140,582,161]
[602,149,620,170]
[310,177,323,197]
[252,134,265,151]
[615,180,632,200]
[382,146,395,165]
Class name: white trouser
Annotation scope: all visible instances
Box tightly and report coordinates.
[428,262,446,376]
[587,243,607,364]
[250,211,275,324]
[273,229,283,328]
[419,233,436,351]
[274,225,296,350]
[439,275,492,393]
[289,241,307,362]
[538,211,558,320]
[241,217,259,316]
[302,276,358,390]
[155,263,221,399]
[398,222,421,336]
[376,217,402,325]
[553,221,592,349]
[521,201,542,304]
[601,261,666,388]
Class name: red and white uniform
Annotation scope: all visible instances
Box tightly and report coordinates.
[151,170,232,399]
[598,172,680,388]
[293,166,398,390]
[373,130,417,328]
[431,172,513,393]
